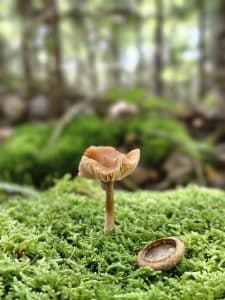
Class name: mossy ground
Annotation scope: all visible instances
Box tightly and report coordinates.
[0,176,225,299]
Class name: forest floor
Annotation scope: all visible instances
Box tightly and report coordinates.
[0,176,225,299]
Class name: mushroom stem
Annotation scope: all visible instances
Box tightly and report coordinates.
[104,181,114,233]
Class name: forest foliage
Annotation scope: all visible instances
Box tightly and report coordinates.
[0,0,224,121]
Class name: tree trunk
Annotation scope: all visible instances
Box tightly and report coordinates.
[17,0,35,101]
[0,37,6,91]
[215,0,225,113]
[135,16,145,87]
[198,0,207,100]
[110,23,121,87]
[80,19,99,92]
[21,19,34,100]
[86,30,99,92]
[70,0,99,94]
[44,0,64,118]
[153,0,164,96]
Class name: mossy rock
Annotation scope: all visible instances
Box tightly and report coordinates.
[0,124,51,184]
[0,115,202,186]
[0,117,128,186]
[107,88,185,114]
[129,115,196,166]
[0,177,225,299]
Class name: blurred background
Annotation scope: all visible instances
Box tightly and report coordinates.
[0,0,225,191]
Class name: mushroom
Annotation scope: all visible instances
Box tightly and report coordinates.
[78,146,140,233]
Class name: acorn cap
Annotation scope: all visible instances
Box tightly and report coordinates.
[137,237,185,271]
[78,146,140,182]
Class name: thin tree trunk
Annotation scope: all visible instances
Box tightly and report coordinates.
[110,23,121,87]
[0,37,5,90]
[70,0,98,93]
[21,19,34,100]
[198,0,207,100]
[153,0,164,96]
[17,0,35,101]
[44,0,64,117]
[215,0,225,113]
[135,16,145,86]
[81,20,99,92]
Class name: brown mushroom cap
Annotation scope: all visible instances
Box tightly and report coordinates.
[78,146,140,182]
[137,237,185,271]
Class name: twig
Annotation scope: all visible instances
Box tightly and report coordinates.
[48,99,91,146]
[0,182,39,198]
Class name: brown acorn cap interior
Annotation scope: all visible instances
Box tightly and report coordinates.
[145,240,176,261]
[137,237,185,271]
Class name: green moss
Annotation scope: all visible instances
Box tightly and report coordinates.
[0,124,51,184]
[143,97,185,114]
[130,115,197,166]
[0,115,208,185]
[0,177,225,299]
[0,117,128,186]
[107,87,147,104]
[37,117,127,185]
[107,88,185,115]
